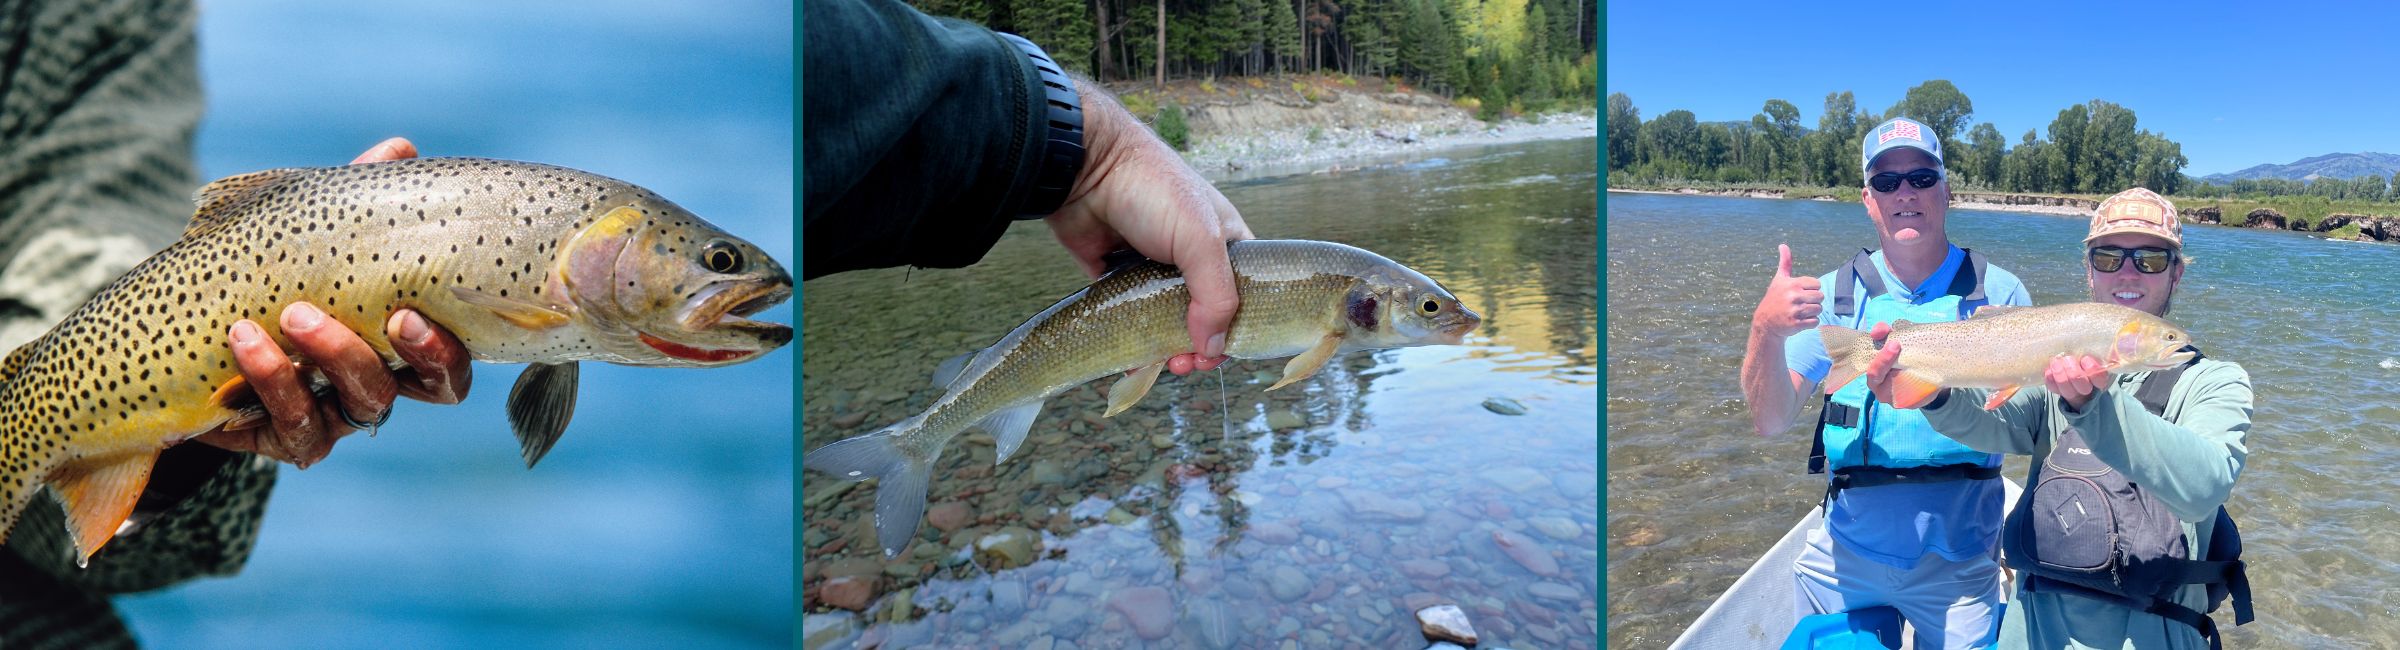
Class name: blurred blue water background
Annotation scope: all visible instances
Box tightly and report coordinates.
[113,2,794,648]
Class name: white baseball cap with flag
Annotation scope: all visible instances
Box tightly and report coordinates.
[1859,117,1942,174]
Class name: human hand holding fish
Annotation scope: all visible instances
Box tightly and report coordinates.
[1860,322,2114,411]
[191,138,474,467]
[1043,83,1255,376]
[1832,302,2192,411]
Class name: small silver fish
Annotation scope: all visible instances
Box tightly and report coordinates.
[805,240,1482,556]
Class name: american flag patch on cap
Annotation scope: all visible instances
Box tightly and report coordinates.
[1879,120,1921,144]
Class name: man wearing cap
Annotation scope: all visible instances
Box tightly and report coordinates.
[1741,116,2032,648]
[1861,187,2255,649]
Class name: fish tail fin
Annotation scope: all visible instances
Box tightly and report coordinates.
[1817,325,1872,393]
[803,420,939,558]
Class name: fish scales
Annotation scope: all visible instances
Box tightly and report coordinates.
[920,241,1374,443]
[1820,302,2194,409]
[1,157,792,562]
[808,239,1482,557]
[1885,304,2143,383]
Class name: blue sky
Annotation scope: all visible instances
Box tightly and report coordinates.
[1604,1,2400,177]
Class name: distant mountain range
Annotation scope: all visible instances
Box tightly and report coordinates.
[2200,152,2400,184]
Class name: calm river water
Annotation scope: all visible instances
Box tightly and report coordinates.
[802,138,1599,648]
[1607,192,2400,649]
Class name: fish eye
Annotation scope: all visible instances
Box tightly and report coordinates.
[702,241,744,273]
[1420,299,1440,314]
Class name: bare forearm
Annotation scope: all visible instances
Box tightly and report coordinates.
[1741,325,1805,435]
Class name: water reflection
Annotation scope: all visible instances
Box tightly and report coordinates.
[802,138,1598,648]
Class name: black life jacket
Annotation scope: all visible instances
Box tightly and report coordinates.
[2003,351,2255,650]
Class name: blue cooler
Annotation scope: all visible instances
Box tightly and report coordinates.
[1779,606,1902,650]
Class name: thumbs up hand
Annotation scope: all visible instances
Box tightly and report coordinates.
[1753,244,1825,339]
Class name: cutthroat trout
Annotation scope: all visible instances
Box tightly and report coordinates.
[1820,302,2194,410]
[0,157,792,563]
[805,240,1482,557]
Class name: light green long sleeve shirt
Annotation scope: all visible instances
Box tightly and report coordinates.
[1921,357,2253,650]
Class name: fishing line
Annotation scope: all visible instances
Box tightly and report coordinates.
[1215,365,1230,445]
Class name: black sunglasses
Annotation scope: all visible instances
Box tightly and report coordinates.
[2088,245,2177,274]
[1868,168,1943,193]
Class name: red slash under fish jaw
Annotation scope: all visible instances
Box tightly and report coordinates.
[639,332,756,363]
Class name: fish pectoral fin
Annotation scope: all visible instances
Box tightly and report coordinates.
[1886,370,1944,409]
[1106,362,1167,417]
[48,449,162,567]
[1982,384,2023,410]
[207,375,256,411]
[932,348,984,388]
[975,401,1044,465]
[1269,333,1345,391]
[450,287,574,330]
[507,362,579,468]
[219,405,271,432]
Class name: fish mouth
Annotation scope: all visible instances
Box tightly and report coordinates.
[2129,344,2198,371]
[644,279,794,363]
[1439,306,1485,344]
[685,280,793,333]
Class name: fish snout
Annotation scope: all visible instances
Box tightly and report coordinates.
[1441,305,1484,343]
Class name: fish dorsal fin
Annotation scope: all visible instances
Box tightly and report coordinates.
[1970,305,2022,318]
[1886,319,1924,333]
[932,348,983,388]
[1098,248,1152,277]
[508,362,579,468]
[189,168,304,234]
[0,341,36,388]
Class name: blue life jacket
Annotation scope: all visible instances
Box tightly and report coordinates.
[1809,249,2002,494]
[2007,352,2254,650]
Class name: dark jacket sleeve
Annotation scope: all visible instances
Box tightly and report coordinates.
[0,1,281,644]
[802,0,1048,278]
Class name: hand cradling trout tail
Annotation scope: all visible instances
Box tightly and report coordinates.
[0,157,792,565]
[804,239,1484,558]
[1822,302,2195,409]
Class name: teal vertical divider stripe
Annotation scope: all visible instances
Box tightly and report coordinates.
[792,2,808,648]
[1592,0,1609,647]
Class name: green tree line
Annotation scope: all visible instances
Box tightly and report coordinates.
[912,0,1597,115]
[2181,174,2400,203]
[1606,81,2195,196]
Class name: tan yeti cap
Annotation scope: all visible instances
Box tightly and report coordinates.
[2086,187,2181,247]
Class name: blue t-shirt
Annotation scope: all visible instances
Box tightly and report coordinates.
[1785,245,2032,569]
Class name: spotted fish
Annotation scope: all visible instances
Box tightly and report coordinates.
[1820,302,2194,409]
[804,240,1483,557]
[0,157,792,563]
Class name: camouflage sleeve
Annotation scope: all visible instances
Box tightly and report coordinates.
[0,0,281,634]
